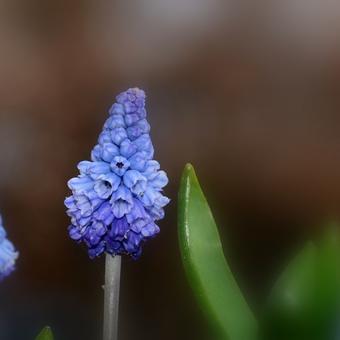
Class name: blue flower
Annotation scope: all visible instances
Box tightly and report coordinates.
[0,215,19,280]
[66,88,170,259]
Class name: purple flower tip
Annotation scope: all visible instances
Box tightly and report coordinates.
[65,88,169,259]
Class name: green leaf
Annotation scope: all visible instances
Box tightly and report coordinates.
[316,224,340,336]
[178,164,257,340]
[264,225,340,340]
[263,243,319,340]
[35,327,54,340]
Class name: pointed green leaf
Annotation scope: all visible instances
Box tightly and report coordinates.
[35,327,54,340]
[178,164,257,340]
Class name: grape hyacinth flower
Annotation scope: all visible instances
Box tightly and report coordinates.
[66,88,169,340]
[0,215,19,280]
[65,88,169,260]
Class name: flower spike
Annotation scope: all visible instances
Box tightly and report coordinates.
[0,215,19,280]
[65,88,169,259]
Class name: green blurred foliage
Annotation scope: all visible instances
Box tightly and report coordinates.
[263,225,340,340]
[35,327,54,340]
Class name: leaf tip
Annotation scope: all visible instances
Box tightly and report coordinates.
[181,163,199,184]
[35,326,53,340]
[183,162,194,174]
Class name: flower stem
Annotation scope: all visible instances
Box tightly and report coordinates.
[103,254,121,340]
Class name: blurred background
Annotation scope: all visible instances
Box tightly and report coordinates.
[1,0,340,339]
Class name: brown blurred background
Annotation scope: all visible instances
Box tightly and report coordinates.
[1,0,340,339]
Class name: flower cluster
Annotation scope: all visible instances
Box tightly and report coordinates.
[65,88,169,259]
[0,215,19,280]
